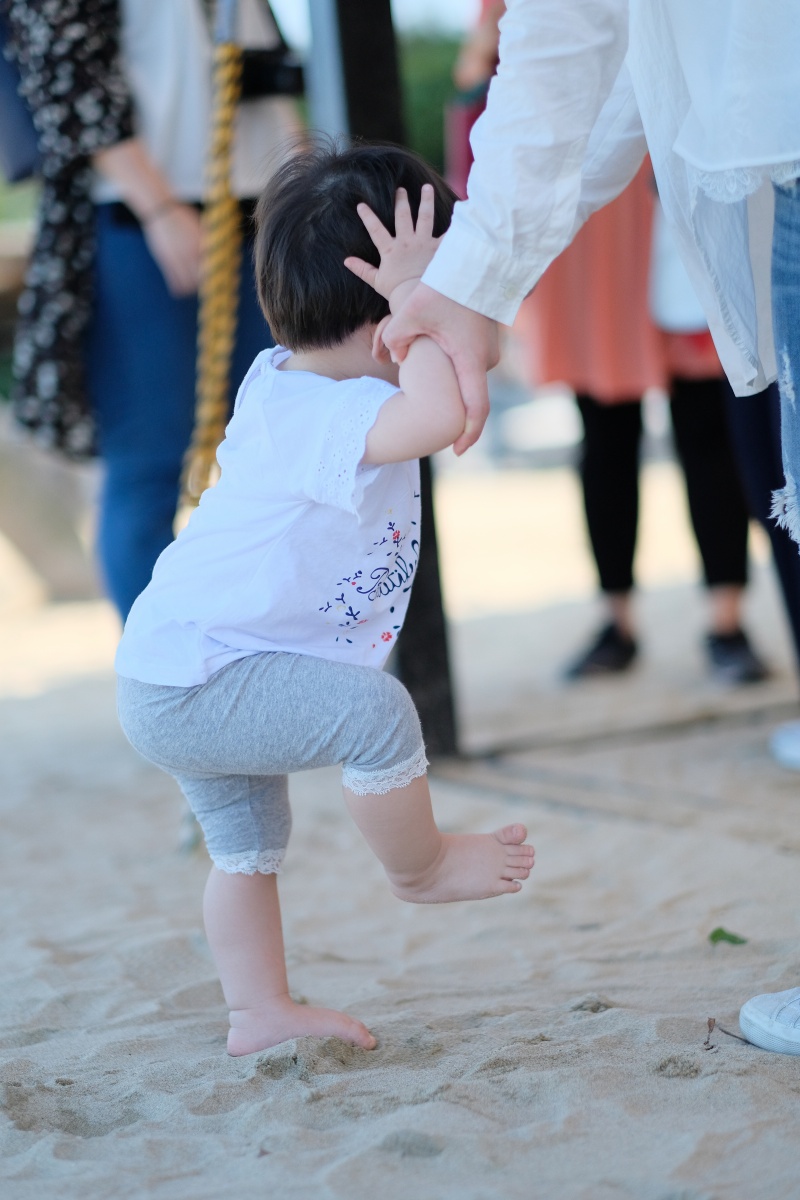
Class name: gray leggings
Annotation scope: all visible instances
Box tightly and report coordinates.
[117,652,427,876]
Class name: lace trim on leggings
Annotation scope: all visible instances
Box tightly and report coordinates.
[212,849,287,876]
[342,744,428,796]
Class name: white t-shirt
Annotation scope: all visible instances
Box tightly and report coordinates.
[115,348,421,687]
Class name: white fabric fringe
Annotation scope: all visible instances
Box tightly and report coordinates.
[342,745,428,795]
[212,849,286,876]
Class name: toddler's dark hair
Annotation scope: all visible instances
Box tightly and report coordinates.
[254,140,457,351]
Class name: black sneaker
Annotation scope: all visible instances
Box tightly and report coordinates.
[705,629,770,684]
[564,622,638,679]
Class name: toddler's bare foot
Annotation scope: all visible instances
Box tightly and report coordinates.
[388,823,534,904]
[228,995,376,1057]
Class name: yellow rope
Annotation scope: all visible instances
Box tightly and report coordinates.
[180,39,243,508]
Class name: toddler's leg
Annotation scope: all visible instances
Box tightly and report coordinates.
[175,772,375,1055]
[344,774,534,903]
[202,868,376,1056]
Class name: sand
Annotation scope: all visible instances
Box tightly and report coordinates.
[2,458,800,1199]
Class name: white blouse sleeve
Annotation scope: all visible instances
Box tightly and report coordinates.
[422,0,629,325]
[302,378,400,515]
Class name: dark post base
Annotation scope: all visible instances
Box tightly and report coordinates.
[335,0,459,756]
[395,458,458,757]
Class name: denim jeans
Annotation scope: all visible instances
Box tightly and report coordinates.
[771,179,800,542]
[86,205,273,620]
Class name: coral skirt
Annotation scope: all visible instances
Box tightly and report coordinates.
[513,162,721,403]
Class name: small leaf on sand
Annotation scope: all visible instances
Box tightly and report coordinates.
[708,926,748,945]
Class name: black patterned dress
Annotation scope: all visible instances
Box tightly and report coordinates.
[2,0,134,456]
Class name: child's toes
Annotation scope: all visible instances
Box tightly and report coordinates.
[503,862,533,880]
[495,823,528,846]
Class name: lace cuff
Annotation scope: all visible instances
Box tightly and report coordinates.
[342,744,428,796]
[687,160,800,204]
[212,849,286,875]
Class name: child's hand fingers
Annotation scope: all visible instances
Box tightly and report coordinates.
[415,183,436,237]
[355,202,393,253]
[343,255,379,290]
[394,187,414,238]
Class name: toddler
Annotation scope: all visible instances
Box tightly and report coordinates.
[116,142,535,1056]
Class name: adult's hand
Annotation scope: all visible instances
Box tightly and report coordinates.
[93,137,202,296]
[382,282,499,455]
[143,203,203,297]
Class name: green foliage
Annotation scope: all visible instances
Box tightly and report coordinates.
[0,179,38,222]
[0,353,12,401]
[398,35,460,174]
[708,927,748,946]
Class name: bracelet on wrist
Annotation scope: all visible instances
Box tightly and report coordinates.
[142,196,182,225]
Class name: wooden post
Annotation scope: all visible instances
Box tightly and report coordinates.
[316,0,459,756]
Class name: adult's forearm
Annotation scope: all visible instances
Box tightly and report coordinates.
[93,139,177,222]
[423,0,629,325]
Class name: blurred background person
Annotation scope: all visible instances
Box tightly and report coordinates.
[445,0,503,201]
[3,0,300,619]
[448,0,800,705]
[515,171,769,684]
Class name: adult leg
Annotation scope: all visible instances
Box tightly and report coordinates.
[739,179,800,1053]
[669,376,767,681]
[566,394,641,676]
[87,206,199,618]
[770,179,800,544]
[87,208,273,620]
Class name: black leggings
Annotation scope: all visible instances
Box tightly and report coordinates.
[576,376,750,595]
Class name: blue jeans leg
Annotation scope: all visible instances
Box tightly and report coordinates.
[770,179,800,542]
[87,205,272,619]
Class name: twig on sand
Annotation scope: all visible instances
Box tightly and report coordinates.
[703,1016,749,1046]
[717,1023,749,1044]
[703,1017,718,1051]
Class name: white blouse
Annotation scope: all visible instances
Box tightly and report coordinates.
[423,0,800,397]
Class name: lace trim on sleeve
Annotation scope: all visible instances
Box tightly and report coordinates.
[311,379,398,514]
[211,849,286,875]
[687,160,800,204]
[342,744,428,796]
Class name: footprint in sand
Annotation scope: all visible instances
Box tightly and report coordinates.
[378,1130,444,1158]
[654,1055,703,1079]
[2,1078,142,1136]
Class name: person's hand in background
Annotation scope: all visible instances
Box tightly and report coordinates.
[94,137,202,296]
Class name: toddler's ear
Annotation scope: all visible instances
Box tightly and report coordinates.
[371,315,394,365]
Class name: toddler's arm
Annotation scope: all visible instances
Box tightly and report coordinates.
[363,294,467,465]
[345,187,469,465]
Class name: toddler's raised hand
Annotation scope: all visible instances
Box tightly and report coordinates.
[344,184,440,310]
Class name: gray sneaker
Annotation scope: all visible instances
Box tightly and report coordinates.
[739,986,800,1054]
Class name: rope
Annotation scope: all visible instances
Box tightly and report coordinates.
[180,31,243,508]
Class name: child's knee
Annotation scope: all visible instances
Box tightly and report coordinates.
[342,671,427,794]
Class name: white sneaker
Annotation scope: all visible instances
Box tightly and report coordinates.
[739,987,800,1055]
[770,720,800,770]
